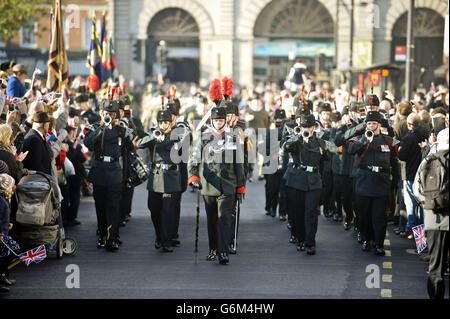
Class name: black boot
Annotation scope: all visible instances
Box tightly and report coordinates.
[219,252,229,265]
[206,249,217,261]
[361,241,371,252]
[97,236,106,249]
[297,242,305,252]
[306,246,316,255]
[374,246,385,256]
[105,240,119,252]
[228,244,237,255]
[162,246,174,253]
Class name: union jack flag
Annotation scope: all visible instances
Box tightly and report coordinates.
[18,245,47,266]
[412,224,427,253]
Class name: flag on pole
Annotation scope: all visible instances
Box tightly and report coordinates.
[108,36,119,83]
[47,0,70,93]
[99,14,111,88]
[86,15,101,92]
[412,224,427,253]
[17,245,47,266]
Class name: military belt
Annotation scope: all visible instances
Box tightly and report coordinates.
[294,164,319,173]
[360,165,389,173]
[152,163,177,170]
[96,155,119,163]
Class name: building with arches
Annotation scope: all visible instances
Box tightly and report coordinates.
[112,0,448,90]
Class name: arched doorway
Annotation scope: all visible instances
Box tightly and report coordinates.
[253,0,335,86]
[146,8,200,83]
[392,8,445,92]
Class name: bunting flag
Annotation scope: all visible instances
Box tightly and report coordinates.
[46,0,70,93]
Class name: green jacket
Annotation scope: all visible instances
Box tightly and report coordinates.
[137,130,183,193]
[188,128,246,196]
[283,135,329,191]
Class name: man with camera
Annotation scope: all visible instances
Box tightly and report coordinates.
[348,111,399,256]
[282,112,329,255]
[84,99,133,252]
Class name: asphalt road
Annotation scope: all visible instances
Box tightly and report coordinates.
[2,177,446,299]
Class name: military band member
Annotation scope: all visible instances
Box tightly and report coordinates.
[188,107,246,264]
[348,111,399,256]
[84,99,133,252]
[283,113,330,255]
[136,109,184,252]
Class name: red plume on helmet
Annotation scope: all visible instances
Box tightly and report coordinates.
[209,78,223,105]
[171,85,177,97]
[161,96,165,106]
[222,77,233,100]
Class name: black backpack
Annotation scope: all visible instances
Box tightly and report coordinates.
[417,150,449,212]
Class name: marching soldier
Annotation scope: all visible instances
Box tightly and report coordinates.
[264,108,286,219]
[348,111,399,256]
[136,108,184,252]
[333,106,357,230]
[167,101,191,247]
[316,102,334,218]
[117,96,140,227]
[221,100,247,254]
[188,107,246,264]
[84,99,133,251]
[279,102,301,231]
[282,112,329,255]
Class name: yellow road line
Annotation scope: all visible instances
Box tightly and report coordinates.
[381,289,392,298]
[383,262,392,269]
[382,274,392,282]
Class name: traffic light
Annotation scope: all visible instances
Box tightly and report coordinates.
[132,40,141,62]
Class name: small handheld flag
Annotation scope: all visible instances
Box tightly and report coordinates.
[18,245,47,266]
[412,224,427,254]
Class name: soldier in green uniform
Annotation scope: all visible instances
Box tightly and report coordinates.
[167,101,191,247]
[136,109,183,252]
[264,109,286,219]
[221,100,246,254]
[332,106,357,230]
[188,107,246,264]
[84,99,134,252]
[348,111,399,256]
[282,113,330,255]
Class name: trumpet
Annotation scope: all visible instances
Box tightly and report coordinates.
[302,130,311,139]
[102,115,112,128]
[365,129,374,142]
[152,127,165,142]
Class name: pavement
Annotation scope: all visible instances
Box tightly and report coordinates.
[2,177,447,299]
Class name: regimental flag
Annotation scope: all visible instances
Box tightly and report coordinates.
[99,14,111,88]
[412,224,427,254]
[47,0,70,93]
[86,13,113,94]
[108,37,119,83]
[18,245,47,266]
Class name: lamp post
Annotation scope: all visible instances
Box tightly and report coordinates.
[405,0,415,100]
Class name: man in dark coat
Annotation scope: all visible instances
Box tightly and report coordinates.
[21,112,53,175]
